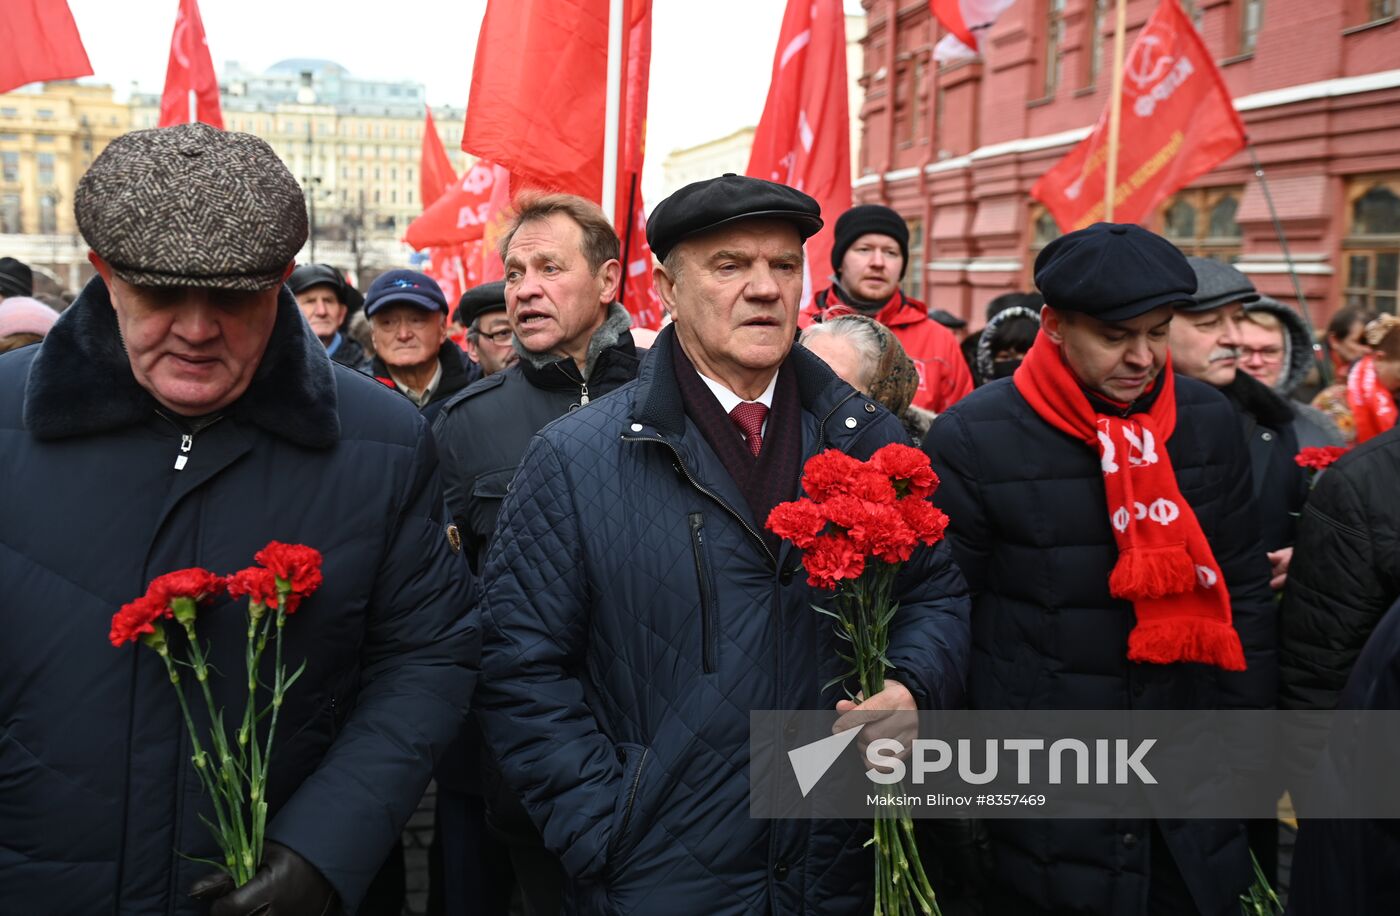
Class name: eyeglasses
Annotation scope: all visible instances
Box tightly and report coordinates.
[1238,346,1284,363]
[474,328,514,345]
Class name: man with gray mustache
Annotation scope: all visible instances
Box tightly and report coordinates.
[1171,257,1309,890]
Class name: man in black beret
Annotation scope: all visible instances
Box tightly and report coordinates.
[470,173,970,913]
[288,263,369,370]
[803,203,974,412]
[923,222,1275,916]
[456,279,517,378]
[0,122,477,916]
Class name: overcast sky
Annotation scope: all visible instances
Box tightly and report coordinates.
[66,0,863,203]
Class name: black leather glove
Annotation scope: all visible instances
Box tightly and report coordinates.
[189,841,338,916]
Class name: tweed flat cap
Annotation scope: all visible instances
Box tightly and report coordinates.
[647,173,822,262]
[1183,256,1259,313]
[1034,223,1196,322]
[75,123,308,291]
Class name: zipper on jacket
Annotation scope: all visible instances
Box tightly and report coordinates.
[580,381,590,406]
[623,434,777,568]
[616,746,649,848]
[155,410,226,471]
[555,361,591,407]
[689,512,718,674]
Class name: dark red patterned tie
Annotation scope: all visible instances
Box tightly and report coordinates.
[729,402,769,457]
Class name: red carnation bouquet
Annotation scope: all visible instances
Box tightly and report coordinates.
[110,542,322,886]
[767,443,950,916]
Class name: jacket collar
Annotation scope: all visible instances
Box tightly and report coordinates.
[810,286,928,330]
[23,275,339,448]
[632,323,848,438]
[516,302,637,392]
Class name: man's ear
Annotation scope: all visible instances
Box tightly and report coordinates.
[597,258,622,304]
[1041,305,1065,346]
[654,263,678,316]
[88,251,112,284]
[281,260,296,282]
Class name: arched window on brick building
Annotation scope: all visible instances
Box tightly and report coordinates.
[1158,187,1244,262]
[1343,178,1400,315]
[1025,205,1063,287]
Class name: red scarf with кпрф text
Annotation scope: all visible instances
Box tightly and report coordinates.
[1013,333,1246,671]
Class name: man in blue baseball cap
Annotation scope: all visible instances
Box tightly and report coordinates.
[364,268,478,420]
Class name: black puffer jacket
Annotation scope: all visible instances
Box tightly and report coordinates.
[1280,426,1400,713]
[1219,370,1308,554]
[923,374,1276,916]
[0,278,477,914]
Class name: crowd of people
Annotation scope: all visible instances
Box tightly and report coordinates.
[3,121,1399,916]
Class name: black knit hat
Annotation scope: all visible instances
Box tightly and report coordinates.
[831,205,910,278]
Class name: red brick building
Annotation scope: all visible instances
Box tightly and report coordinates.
[853,0,1400,329]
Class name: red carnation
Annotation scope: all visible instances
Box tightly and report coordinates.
[860,504,919,564]
[253,542,323,613]
[1294,446,1349,471]
[766,499,828,550]
[803,533,866,590]
[226,566,281,610]
[110,594,168,647]
[898,496,950,546]
[801,450,865,501]
[147,568,225,605]
[871,443,939,499]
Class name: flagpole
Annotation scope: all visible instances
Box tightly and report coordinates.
[1104,0,1128,221]
[1248,144,1331,386]
[601,0,625,226]
[189,89,197,125]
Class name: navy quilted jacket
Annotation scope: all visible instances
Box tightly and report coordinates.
[923,375,1277,916]
[475,326,971,915]
[0,279,477,915]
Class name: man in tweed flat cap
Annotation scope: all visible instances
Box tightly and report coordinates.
[0,123,477,916]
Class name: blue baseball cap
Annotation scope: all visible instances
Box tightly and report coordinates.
[363,269,449,317]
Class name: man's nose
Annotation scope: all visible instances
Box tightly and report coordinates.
[1219,318,1242,347]
[1124,337,1152,366]
[173,293,219,344]
[745,264,781,301]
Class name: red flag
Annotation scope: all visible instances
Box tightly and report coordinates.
[404,161,506,250]
[1031,0,1246,232]
[476,165,515,284]
[0,0,93,94]
[421,110,459,209]
[463,0,609,199]
[614,0,661,329]
[930,0,1016,62]
[158,0,223,129]
[747,0,852,312]
[428,245,470,307]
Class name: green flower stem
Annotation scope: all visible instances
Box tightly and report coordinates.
[242,611,273,867]
[179,618,253,879]
[156,641,246,884]
[255,587,294,868]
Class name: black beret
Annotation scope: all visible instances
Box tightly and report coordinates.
[288,263,346,298]
[927,308,967,330]
[831,204,910,277]
[0,257,33,298]
[647,173,822,262]
[1183,256,1259,313]
[456,280,507,326]
[1033,223,1197,323]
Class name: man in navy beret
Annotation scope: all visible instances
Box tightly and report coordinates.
[471,174,970,913]
[923,222,1275,916]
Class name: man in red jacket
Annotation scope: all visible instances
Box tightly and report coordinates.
[802,204,973,412]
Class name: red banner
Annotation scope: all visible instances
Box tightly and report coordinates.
[747,0,852,312]
[1031,0,1246,232]
[0,0,92,94]
[404,161,506,251]
[158,0,222,129]
[420,109,458,209]
[463,0,608,199]
[615,0,661,329]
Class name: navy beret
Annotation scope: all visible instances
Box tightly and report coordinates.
[1184,256,1259,313]
[456,280,507,326]
[1033,222,1197,322]
[647,173,823,262]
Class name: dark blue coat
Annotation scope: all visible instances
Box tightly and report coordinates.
[474,326,971,915]
[923,374,1277,916]
[0,279,477,914]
